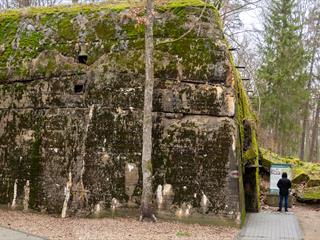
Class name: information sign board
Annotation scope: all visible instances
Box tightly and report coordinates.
[270,164,292,194]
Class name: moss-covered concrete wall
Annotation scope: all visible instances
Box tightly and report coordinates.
[0,0,258,224]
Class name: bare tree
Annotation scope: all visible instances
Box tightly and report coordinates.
[140,0,156,222]
[299,2,320,160]
[300,46,318,160]
[308,97,320,162]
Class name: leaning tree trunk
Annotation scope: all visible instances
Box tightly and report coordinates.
[309,99,320,162]
[140,0,156,222]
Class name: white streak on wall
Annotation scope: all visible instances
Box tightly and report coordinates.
[184,203,192,216]
[94,203,101,214]
[111,198,120,217]
[88,104,94,121]
[226,93,235,116]
[156,185,163,209]
[215,86,223,99]
[11,179,18,208]
[23,180,30,211]
[175,208,183,218]
[200,193,209,214]
[162,184,174,209]
[163,184,173,195]
[61,171,72,218]
[127,163,135,172]
[94,201,104,215]
[232,135,236,151]
[78,104,95,207]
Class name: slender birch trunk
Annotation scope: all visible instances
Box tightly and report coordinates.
[140,0,156,222]
[309,99,320,162]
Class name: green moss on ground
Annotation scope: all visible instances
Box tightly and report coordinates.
[260,148,320,200]
[301,186,320,200]
[260,148,320,186]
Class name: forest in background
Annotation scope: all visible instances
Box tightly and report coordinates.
[215,0,320,162]
[0,0,319,162]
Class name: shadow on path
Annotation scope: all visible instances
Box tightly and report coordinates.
[0,226,46,240]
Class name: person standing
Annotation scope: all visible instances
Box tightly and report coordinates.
[277,172,292,212]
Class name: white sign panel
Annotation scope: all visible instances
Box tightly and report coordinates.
[270,164,292,194]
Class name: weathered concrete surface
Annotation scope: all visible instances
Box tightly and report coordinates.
[0,226,45,240]
[238,213,303,240]
[266,194,293,208]
[0,0,259,225]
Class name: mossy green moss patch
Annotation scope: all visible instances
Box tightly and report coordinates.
[57,17,78,41]
[260,148,320,187]
[0,0,221,81]
[302,186,320,200]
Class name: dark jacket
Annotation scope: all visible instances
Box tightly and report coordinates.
[277,177,292,196]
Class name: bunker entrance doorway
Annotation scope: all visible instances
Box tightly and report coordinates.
[243,164,259,212]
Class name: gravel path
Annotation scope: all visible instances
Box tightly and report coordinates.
[294,203,320,240]
[0,209,238,240]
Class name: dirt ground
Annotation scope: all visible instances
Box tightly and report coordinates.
[294,203,320,240]
[0,209,239,240]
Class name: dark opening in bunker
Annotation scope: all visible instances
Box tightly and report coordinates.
[74,84,84,93]
[78,45,88,64]
[242,119,259,212]
[78,55,88,64]
[243,164,259,212]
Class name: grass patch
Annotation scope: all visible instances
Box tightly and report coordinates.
[176,231,191,237]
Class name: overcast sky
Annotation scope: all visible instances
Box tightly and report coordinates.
[240,8,263,31]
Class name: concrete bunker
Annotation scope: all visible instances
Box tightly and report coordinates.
[0,0,259,226]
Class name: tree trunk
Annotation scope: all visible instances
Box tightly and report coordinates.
[300,102,309,160]
[315,128,319,162]
[274,112,280,153]
[300,47,316,160]
[140,0,156,222]
[299,11,319,159]
[309,99,320,162]
[17,0,31,7]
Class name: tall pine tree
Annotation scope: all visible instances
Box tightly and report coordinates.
[258,0,308,155]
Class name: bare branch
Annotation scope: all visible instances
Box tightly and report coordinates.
[156,0,207,46]
[221,0,262,17]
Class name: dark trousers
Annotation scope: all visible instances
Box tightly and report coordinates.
[279,194,288,210]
